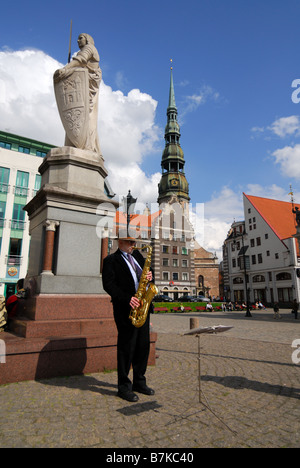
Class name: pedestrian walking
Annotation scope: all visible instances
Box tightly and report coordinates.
[292,299,299,319]
[273,302,281,319]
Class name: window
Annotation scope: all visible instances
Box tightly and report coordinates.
[11,203,26,230]
[233,277,243,284]
[250,239,255,247]
[162,272,169,281]
[18,145,30,154]
[162,258,169,266]
[258,253,263,264]
[0,201,6,227]
[15,171,29,196]
[275,253,279,259]
[182,272,189,281]
[256,237,261,246]
[0,167,10,193]
[0,141,11,149]
[7,238,22,264]
[172,246,178,254]
[276,272,292,281]
[172,272,178,281]
[182,259,188,268]
[162,245,169,254]
[253,275,265,283]
[265,233,268,239]
[278,288,293,302]
[34,174,41,194]
[182,247,188,255]
[173,258,178,267]
[198,275,204,288]
[252,255,256,265]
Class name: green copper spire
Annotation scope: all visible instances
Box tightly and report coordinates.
[168,65,176,110]
[158,65,190,205]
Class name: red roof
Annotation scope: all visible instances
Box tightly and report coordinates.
[244,193,299,250]
[115,210,161,228]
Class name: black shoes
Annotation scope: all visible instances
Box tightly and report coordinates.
[117,385,155,402]
[132,384,155,396]
[117,390,139,402]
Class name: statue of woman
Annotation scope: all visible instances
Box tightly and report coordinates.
[54,33,102,154]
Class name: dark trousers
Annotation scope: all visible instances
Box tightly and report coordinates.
[113,308,150,393]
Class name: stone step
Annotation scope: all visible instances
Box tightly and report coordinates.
[10,316,116,339]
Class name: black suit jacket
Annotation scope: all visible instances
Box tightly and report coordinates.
[102,248,154,325]
[102,249,138,309]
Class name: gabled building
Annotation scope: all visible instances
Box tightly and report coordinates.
[222,193,300,306]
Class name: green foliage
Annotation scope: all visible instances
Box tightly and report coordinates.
[153,302,221,313]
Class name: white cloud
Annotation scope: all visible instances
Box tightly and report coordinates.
[0,48,161,203]
[0,49,64,145]
[252,115,300,139]
[272,144,300,178]
[181,85,221,119]
[269,115,300,138]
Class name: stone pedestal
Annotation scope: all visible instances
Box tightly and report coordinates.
[0,147,157,385]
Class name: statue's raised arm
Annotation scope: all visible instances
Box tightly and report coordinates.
[54,33,102,155]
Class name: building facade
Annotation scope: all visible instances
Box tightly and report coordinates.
[222,193,300,306]
[0,131,54,297]
[194,242,219,299]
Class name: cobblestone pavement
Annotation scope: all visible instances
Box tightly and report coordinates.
[0,309,299,448]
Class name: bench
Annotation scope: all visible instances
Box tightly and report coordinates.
[153,307,168,313]
[172,307,192,312]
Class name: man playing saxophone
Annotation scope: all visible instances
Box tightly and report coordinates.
[102,235,155,403]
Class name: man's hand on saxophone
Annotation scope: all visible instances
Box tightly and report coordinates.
[130,296,140,309]
[146,271,153,282]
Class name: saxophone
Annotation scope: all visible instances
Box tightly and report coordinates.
[129,245,158,328]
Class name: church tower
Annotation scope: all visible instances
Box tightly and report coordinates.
[153,66,196,301]
[158,66,190,206]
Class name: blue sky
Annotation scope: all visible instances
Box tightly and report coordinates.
[1,0,300,257]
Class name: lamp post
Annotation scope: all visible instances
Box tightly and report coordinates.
[233,229,252,318]
[123,190,137,238]
[240,230,252,317]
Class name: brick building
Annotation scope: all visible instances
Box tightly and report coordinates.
[194,242,219,299]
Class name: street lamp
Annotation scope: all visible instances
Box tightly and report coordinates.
[123,190,137,237]
[240,230,252,317]
[233,229,252,318]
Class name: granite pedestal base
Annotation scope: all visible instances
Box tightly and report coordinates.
[0,294,157,385]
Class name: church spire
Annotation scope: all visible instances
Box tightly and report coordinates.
[157,65,190,206]
[168,63,176,110]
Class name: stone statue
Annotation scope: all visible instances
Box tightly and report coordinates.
[54,33,102,154]
[293,206,300,227]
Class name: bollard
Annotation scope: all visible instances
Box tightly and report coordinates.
[190,318,199,330]
[0,339,6,364]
